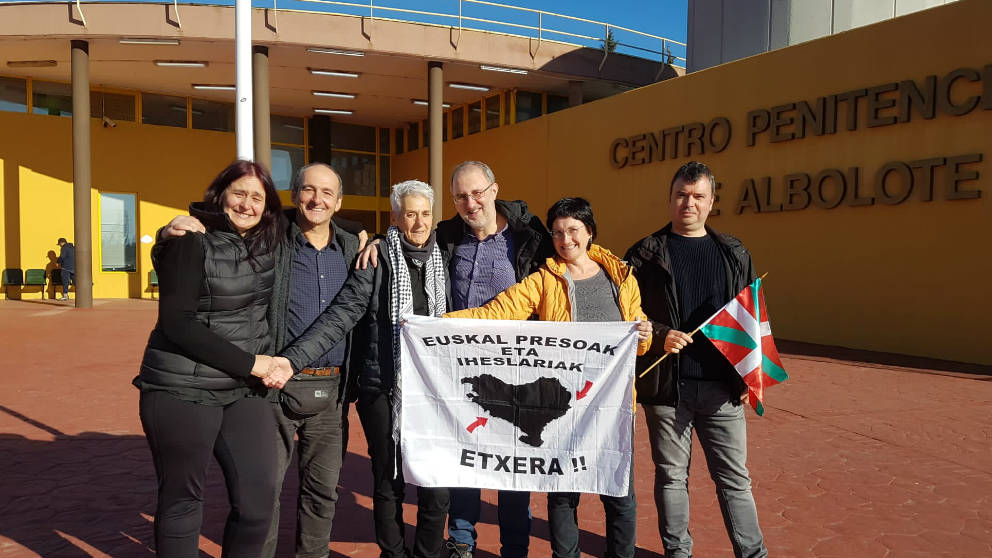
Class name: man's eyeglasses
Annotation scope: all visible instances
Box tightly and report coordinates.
[452,181,495,204]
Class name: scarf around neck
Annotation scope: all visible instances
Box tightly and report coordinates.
[385,226,446,446]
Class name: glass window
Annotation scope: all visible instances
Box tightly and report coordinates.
[422,119,429,146]
[407,122,419,151]
[271,114,305,145]
[100,193,137,272]
[331,151,376,196]
[32,80,72,117]
[451,107,464,139]
[379,127,390,154]
[379,155,390,196]
[485,94,500,130]
[0,76,28,113]
[331,122,376,152]
[192,99,234,132]
[467,101,482,135]
[547,94,569,114]
[272,145,305,191]
[396,127,405,154]
[90,91,136,122]
[142,93,188,128]
[515,91,543,123]
[335,209,376,235]
[442,112,448,141]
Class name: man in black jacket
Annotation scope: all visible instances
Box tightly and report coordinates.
[442,161,552,558]
[279,179,451,558]
[624,161,766,558]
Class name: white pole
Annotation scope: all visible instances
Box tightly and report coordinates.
[235,0,254,161]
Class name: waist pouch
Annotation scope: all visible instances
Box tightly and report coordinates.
[280,374,339,416]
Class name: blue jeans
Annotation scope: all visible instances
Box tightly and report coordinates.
[448,488,531,557]
[642,379,767,558]
[60,269,73,297]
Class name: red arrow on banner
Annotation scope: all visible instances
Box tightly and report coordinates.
[466,417,488,433]
[576,380,593,400]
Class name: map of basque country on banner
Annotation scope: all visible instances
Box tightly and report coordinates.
[399,315,639,497]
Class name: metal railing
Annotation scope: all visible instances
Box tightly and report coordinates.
[285,0,686,67]
[1,0,686,68]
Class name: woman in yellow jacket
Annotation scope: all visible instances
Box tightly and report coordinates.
[446,197,651,558]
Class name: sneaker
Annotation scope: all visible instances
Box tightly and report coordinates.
[59,296,69,301]
[445,539,473,558]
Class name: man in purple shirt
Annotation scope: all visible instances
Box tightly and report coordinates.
[437,161,554,558]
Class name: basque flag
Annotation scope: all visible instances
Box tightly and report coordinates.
[699,276,789,415]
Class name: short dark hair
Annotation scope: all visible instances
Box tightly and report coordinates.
[57,238,67,244]
[546,197,597,249]
[670,161,716,196]
[203,160,285,266]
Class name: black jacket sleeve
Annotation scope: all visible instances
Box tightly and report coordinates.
[156,234,256,377]
[278,255,379,373]
[332,215,366,236]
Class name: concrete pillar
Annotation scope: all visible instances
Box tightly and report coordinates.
[253,46,272,171]
[428,61,444,222]
[71,40,92,308]
[568,81,584,107]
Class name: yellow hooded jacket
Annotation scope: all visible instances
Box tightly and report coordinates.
[445,243,652,356]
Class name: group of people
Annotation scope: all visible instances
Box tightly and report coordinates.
[133,157,768,558]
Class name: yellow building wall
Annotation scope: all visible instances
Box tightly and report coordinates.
[391,0,992,365]
[1,111,236,299]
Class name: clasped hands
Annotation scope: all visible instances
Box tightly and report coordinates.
[251,355,294,389]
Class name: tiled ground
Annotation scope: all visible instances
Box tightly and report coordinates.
[1,298,989,557]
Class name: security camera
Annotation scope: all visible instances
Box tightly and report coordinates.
[102,116,117,128]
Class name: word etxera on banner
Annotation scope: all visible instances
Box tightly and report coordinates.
[399,316,639,497]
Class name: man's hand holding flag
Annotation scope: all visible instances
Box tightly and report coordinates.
[639,274,789,415]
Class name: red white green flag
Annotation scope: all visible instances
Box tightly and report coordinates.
[698,276,788,415]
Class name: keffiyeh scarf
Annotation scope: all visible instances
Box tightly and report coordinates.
[386,226,446,447]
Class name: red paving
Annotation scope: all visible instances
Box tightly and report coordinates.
[1,298,990,557]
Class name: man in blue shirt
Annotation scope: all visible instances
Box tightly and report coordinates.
[438,161,554,558]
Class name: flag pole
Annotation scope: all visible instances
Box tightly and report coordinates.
[637,272,768,379]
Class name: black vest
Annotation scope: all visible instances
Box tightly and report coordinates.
[139,228,275,391]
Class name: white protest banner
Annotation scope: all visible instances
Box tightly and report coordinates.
[399,315,638,497]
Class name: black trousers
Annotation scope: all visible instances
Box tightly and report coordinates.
[547,456,637,558]
[357,390,449,558]
[139,391,279,558]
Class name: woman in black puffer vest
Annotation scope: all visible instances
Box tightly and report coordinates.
[134,160,286,558]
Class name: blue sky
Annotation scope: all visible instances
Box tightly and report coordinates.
[520,0,687,43]
[0,0,688,63]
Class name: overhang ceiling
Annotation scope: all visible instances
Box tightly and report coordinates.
[0,3,678,127]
